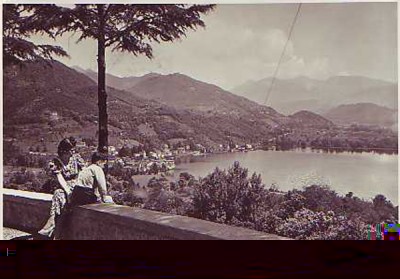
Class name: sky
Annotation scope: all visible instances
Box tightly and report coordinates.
[29,2,397,90]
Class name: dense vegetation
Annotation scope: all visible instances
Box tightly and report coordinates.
[263,124,398,154]
[4,162,397,240]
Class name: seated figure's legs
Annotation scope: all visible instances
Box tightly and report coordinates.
[38,189,67,238]
[70,187,97,206]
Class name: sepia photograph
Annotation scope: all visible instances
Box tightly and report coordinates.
[2,1,398,240]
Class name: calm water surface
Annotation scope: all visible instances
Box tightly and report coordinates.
[170,150,398,204]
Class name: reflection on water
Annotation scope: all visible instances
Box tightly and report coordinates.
[171,150,398,204]
[288,170,332,189]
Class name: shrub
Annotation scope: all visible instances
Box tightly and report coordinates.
[276,209,368,240]
[192,161,269,226]
[142,176,195,215]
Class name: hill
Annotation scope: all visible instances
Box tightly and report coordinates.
[4,61,289,153]
[125,73,282,117]
[73,67,153,91]
[289,111,334,129]
[5,61,98,125]
[324,103,397,129]
[77,68,287,121]
[232,75,397,115]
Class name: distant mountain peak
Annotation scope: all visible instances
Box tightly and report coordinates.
[289,110,334,128]
[291,110,318,116]
[324,103,397,128]
[231,74,397,114]
[325,75,396,85]
[140,72,161,78]
[334,102,393,110]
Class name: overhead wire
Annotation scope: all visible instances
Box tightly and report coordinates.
[263,3,302,106]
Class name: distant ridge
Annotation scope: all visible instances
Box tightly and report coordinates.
[77,67,286,123]
[73,66,149,91]
[324,103,397,129]
[289,110,334,129]
[232,75,397,114]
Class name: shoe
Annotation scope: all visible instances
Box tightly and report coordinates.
[37,228,54,239]
[38,214,56,238]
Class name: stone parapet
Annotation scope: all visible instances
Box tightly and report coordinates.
[3,189,290,240]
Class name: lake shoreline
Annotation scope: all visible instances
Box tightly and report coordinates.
[170,149,398,205]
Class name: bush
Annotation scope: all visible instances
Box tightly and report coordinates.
[142,176,195,215]
[192,161,269,226]
[6,168,49,193]
[276,209,368,240]
[301,185,342,212]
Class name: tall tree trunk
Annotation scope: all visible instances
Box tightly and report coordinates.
[97,4,108,153]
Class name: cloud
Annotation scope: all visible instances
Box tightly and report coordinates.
[28,21,328,89]
[27,3,396,90]
[133,26,298,89]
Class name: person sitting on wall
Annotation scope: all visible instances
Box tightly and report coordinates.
[68,151,114,206]
[38,137,86,238]
[38,151,114,239]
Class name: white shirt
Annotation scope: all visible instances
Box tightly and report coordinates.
[75,164,107,202]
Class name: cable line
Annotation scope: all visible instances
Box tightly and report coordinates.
[263,3,302,106]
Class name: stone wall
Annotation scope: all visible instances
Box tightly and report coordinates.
[3,189,290,240]
[3,190,53,234]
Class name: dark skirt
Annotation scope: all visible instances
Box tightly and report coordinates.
[70,186,98,207]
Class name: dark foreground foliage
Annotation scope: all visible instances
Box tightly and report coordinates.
[4,162,397,239]
[105,162,399,239]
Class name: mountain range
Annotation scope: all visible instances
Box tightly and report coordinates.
[73,66,148,91]
[76,68,398,129]
[4,60,398,156]
[74,67,281,119]
[4,61,293,152]
[231,75,397,115]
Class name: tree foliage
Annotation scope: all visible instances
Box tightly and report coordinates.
[3,4,68,65]
[21,4,215,57]
[193,161,268,227]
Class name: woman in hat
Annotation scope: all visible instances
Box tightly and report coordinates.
[38,137,86,239]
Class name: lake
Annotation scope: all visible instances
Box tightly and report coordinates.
[169,150,398,204]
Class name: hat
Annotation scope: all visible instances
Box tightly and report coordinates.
[57,137,76,155]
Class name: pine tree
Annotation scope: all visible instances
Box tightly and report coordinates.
[3,4,68,66]
[19,4,215,152]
